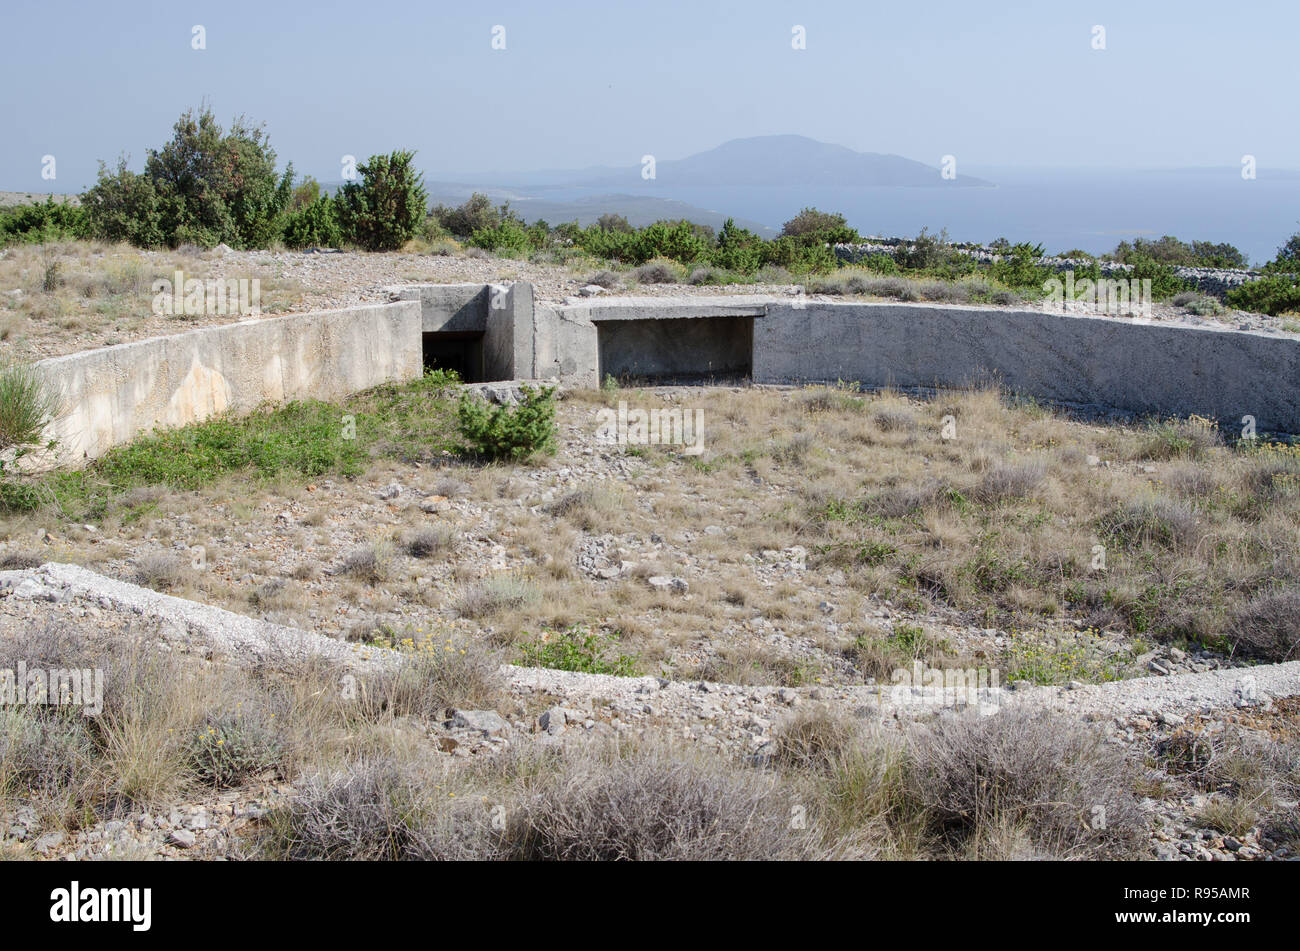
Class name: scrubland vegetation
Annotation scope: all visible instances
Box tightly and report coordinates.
[6,107,1300,317]
[3,374,1297,678]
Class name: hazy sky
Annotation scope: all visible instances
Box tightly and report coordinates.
[2,0,1295,191]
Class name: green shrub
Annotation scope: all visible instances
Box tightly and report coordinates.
[1266,232,1300,274]
[894,228,977,279]
[991,242,1049,290]
[0,199,90,245]
[81,157,166,247]
[456,386,557,461]
[1110,235,1246,269]
[595,212,634,233]
[282,193,343,249]
[152,107,292,248]
[1124,253,1185,299]
[432,193,499,238]
[518,624,637,676]
[576,224,641,262]
[83,107,293,249]
[335,150,429,251]
[861,252,899,274]
[709,217,765,273]
[633,219,710,265]
[0,359,59,474]
[1227,274,1300,315]
[762,235,838,275]
[780,207,860,245]
[469,218,534,253]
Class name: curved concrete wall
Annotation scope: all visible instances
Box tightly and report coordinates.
[37,301,421,466]
[28,288,1300,473]
[753,302,1300,433]
[543,297,1300,433]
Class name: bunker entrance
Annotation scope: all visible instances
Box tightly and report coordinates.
[596,316,754,384]
[422,331,484,382]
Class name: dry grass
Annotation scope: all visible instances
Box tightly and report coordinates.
[8,380,1299,685]
[0,242,303,360]
[0,617,508,839]
[261,702,1157,861]
[266,737,834,861]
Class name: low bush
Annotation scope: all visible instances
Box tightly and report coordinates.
[1226,274,1300,315]
[633,258,682,284]
[0,199,90,245]
[456,385,557,462]
[0,359,60,474]
[518,624,637,676]
[901,709,1147,858]
[456,575,539,619]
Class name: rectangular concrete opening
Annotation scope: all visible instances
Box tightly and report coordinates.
[596,315,754,384]
[423,331,484,382]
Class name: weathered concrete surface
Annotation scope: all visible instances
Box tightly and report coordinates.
[597,315,755,381]
[37,301,421,465]
[541,295,768,386]
[534,303,598,384]
[558,295,769,322]
[754,302,1300,433]
[386,283,489,333]
[485,282,534,381]
[0,562,397,672]
[29,290,1300,470]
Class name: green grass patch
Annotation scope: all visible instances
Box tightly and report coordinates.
[8,370,464,520]
[517,624,638,676]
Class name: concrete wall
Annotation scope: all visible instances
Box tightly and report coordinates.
[485,282,535,381]
[31,288,1300,472]
[37,301,421,466]
[387,282,535,382]
[543,296,1300,433]
[753,301,1300,433]
[386,283,488,333]
[542,296,768,387]
[597,316,754,381]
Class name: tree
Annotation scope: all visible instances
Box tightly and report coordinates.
[1270,231,1300,273]
[82,157,165,247]
[780,207,860,245]
[83,107,292,248]
[596,212,634,233]
[144,106,292,248]
[711,218,764,273]
[433,192,499,237]
[336,151,429,251]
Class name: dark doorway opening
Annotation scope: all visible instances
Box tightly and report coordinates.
[423,331,485,382]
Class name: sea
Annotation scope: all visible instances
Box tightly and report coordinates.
[534,167,1300,265]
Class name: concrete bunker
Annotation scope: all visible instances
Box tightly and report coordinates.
[39,284,1300,467]
[422,331,485,382]
[389,282,533,385]
[595,315,754,383]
